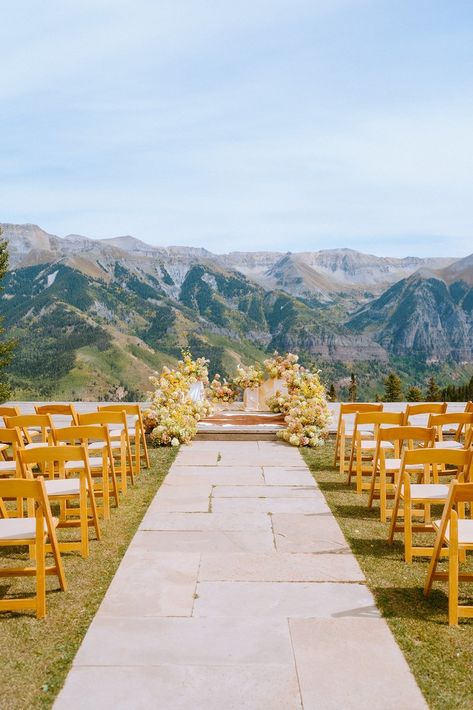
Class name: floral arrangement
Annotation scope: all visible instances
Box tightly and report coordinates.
[178,350,209,384]
[263,352,300,379]
[208,374,237,402]
[144,352,212,446]
[233,364,264,390]
[267,365,331,448]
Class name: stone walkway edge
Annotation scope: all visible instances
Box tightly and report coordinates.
[54,440,427,710]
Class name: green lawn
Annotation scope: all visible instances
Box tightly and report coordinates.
[0,448,176,710]
[302,444,473,710]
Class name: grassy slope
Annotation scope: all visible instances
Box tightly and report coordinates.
[0,448,176,710]
[302,444,473,710]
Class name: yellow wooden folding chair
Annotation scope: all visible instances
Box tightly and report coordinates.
[78,411,134,494]
[98,403,150,474]
[0,477,67,618]
[428,412,473,450]
[18,445,101,558]
[5,413,54,449]
[368,426,436,523]
[347,411,404,493]
[53,425,120,519]
[388,448,472,563]
[333,403,383,474]
[424,478,473,624]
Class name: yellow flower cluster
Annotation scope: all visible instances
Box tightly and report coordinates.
[233,364,264,390]
[266,361,331,448]
[263,352,300,379]
[208,374,237,402]
[144,352,212,446]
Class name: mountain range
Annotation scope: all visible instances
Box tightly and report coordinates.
[1,222,472,400]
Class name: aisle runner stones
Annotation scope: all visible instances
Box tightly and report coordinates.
[55,440,427,710]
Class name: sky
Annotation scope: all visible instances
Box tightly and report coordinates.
[1,0,472,257]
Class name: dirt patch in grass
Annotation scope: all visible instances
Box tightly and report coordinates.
[302,444,473,710]
[0,448,176,710]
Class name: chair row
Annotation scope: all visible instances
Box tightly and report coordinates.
[0,402,151,618]
[335,401,473,625]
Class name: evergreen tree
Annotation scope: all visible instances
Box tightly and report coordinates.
[406,386,422,402]
[348,373,357,402]
[383,372,403,402]
[0,229,15,401]
[327,383,337,401]
[425,376,441,402]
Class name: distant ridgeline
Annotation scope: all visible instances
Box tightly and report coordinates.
[1,222,473,401]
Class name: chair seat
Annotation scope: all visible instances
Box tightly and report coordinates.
[65,456,103,470]
[109,429,135,439]
[0,460,17,473]
[433,518,473,545]
[382,459,424,472]
[434,440,464,450]
[359,440,394,450]
[45,479,82,496]
[25,441,49,450]
[0,518,47,541]
[88,441,122,451]
[403,483,449,501]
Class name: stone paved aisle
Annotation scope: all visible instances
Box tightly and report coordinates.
[55,441,426,710]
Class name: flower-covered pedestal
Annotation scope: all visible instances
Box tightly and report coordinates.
[243,387,260,411]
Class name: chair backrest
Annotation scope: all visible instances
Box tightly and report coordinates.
[4,414,53,445]
[0,476,51,521]
[377,425,436,452]
[35,403,79,426]
[18,444,89,480]
[98,404,140,416]
[428,413,473,442]
[53,424,109,444]
[0,427,25,465]
[0,406,21,424]
[355,411,404,428]
[336,403,383,435]
[78,411,126,427]
[402,448,473,488]
[0,426,24,448]
[404,402,447,423]
[98,403,142,430]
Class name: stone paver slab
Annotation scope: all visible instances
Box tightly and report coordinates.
[263,467,315,485]
[55,665,302,710]
[212,497,330,514]
[139,512,272,532]
[174,451,220,466]
[194,581,377,618]
[129,529,275,553]
[165,469,265,485]
[149,495,210,513]
[199,553,364,582]
[98,552,199,617]
[74,616,295,666]
[272,513,349,552]
[212,485,321,499]
[290,618,427,709]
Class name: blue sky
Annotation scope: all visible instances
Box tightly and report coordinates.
[1,0,472,256]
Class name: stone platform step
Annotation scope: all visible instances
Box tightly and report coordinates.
[197,410,285,441]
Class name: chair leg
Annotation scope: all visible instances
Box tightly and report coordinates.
[142,430,150,468]
[388,479,402,544]
[102,457,110,520]
[448,511,459,625]
[79,479,89,558]
[403,476,413,564]
[339,433,346,475]
[35,517,46,619]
